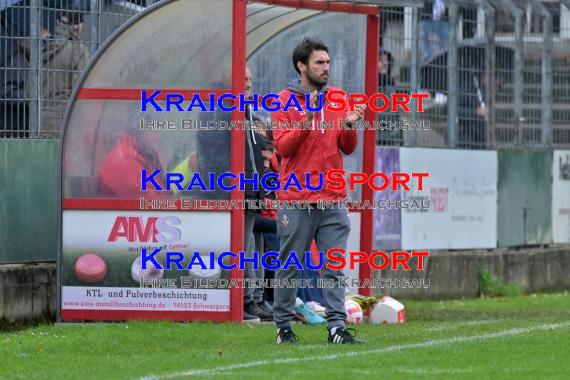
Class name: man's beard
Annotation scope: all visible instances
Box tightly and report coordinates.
[306,68,328,88]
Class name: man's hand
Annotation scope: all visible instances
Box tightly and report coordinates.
[305,90,319,123]
[346,103,367,123]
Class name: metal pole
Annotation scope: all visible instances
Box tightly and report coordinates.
[484,3,496,149]
[514,8,524,145]
[90,0,100,54]
[540,5,553,147]
[29,0,40,136]
[447,2,459,148]
[409,6,419,147]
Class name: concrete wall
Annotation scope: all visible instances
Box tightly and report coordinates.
[376,246,570,299]
[0,264,56,327]
[2,247,570,325]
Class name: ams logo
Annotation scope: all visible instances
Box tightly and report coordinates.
[107,216,182,243]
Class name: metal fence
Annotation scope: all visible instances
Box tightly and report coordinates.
[1,0,570,150]
[0,0,141,138]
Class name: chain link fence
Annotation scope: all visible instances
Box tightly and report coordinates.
[379,0,569,150]
[0,0,141,138]
[1,0,569,150]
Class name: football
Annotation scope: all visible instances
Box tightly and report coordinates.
[345,298,363,324]
[74,253,107,284]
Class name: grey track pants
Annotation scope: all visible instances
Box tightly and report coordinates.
[273,205,350,329]
[244,210,264,304]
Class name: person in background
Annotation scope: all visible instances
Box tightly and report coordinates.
[40,0,90,137]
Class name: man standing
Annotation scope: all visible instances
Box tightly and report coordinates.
[271,38,366,344]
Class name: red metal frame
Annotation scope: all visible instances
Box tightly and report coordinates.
[229,0,248,322]
[61,0,380,324]
[256,0,379,15]
[77,88,230,101]
[359,13,380,297]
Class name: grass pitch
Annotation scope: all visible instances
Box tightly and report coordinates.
[1,293,570,379]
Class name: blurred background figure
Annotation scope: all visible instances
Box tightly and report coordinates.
[40,0,90,137]
[376,49,401,146]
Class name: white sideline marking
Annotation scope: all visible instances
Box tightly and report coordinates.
[426,319,507,332]
[136,322,570,380]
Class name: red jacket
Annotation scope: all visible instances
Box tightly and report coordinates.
[98,134,165,198]
[272,83,357,202]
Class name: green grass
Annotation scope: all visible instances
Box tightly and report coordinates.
[1,292,570,380]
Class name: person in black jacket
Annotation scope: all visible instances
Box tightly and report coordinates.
[196,66,272,322]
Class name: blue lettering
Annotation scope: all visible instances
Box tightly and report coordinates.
[166,173,184,191]
[239,94,259,112]
[239,173,259,191]
[185,173,207,191]
[305,93,323,111]
[141,248,163,269]
[166,251,184,269]
[283,173,303,191]
[141,169,164,191]
[140,90,162,112]
[304,172,323,191]
[219,172,237,191]
[166,94,184,111]
[218,251,237,270]
[261,94,280,112]
[219,94,237,112]
[283,252,303,270]
[305,251,323,270]
[283,94,302,112]
[239,251,258,270]
[261,172,280,191]
[186,252,207,270]
[261,252,280,270]
[186,94,207,112]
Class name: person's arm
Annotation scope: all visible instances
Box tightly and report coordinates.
[338,101,366,155]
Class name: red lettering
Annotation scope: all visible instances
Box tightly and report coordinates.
[412,172,429,191]
[349,94,368,112]
[369,251,390,270]
[391,251,411,270]
[349,173,368,191]
[107,216,129,242]
[369,172,389,191]
[326,90,347,111]
[349,251,368,270]
[412,93,429,112]
[326,248,346,270]
[412,251,429,270]
[130,216,158,243]
[369,93,389,112]
[392,173,411,191]
[391,94,411,112]
[326,169,347,191]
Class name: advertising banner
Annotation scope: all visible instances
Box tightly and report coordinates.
[399,148,497,250]
[374,147,402,251]
[61,210,231,320]
[552,150,570,243]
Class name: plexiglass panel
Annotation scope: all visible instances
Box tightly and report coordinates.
[247,11,367,200]
[63,100,234,200]
[83,0,232,89]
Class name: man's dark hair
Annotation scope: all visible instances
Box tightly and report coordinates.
[292,37,329,75]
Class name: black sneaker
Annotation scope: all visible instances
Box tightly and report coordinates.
[243,310,260,324]
[257,300,273,314]
[245,301,273,321]
[276,328,299,344]
[328,327,366,344]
